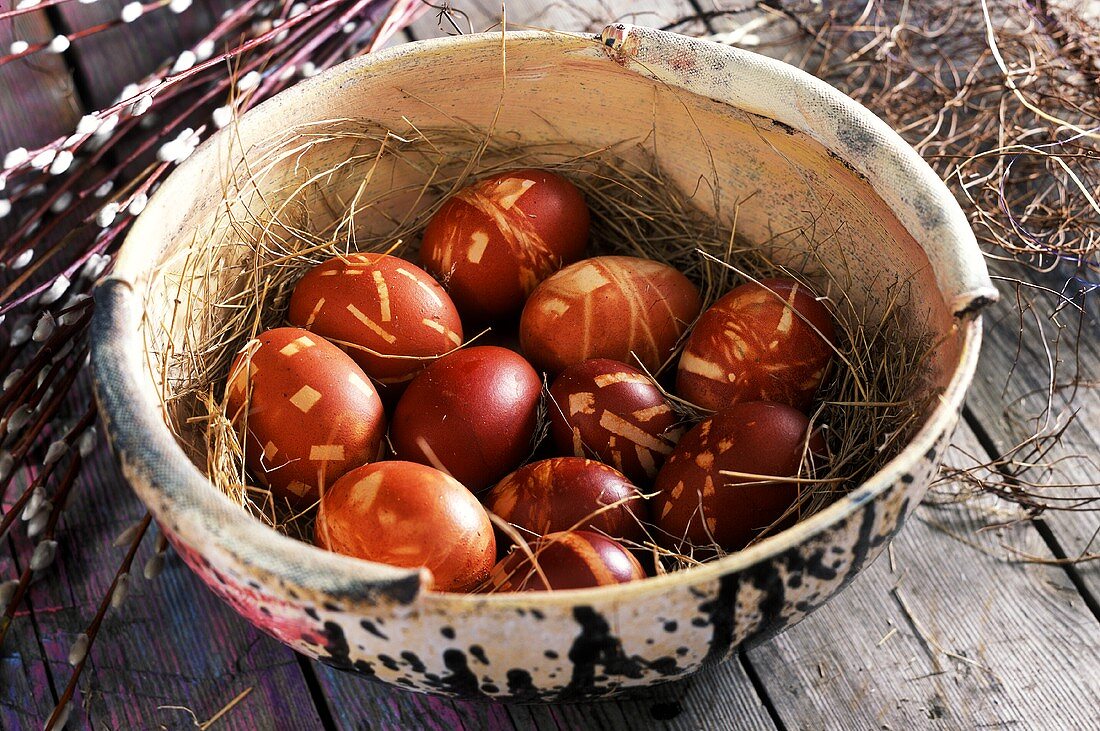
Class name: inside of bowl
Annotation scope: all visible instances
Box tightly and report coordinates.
[133,32,962,529]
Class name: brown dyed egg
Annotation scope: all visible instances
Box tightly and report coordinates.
[419,168,590,322]
[315,461,496,592]
[485,458,647,542]
[225,327,385,506]
[677,278,835,412]
[652,402,823,553]
[487,530,646,592]
[548,359,682,483]
[287,253,463,388]
[520,256,702,374]
[390,346,542,492]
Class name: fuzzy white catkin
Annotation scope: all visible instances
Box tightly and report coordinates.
[49,150,74,175]
[3,369,22,391]
[111,572,131,609]
[39,275,70,305]
[94,114,119,138]
[50,191,74,213]
[171,50,196,74]
[27,506,51,539]
[113,522,142,547]
[22,487,45,521]
[143,551,165,580]
[31,148,56,169]
[78,427,97,457]
[130,94,153,116]
[16,0,41,8]
[195,39,215,61]
[0,199,10,219]
[8,406,32,432]
[44,441,68,466]
[49,35,71,53]
[80,253,110,281]
[9,40,29,55]
[170,0,192,12]
[94,179,114,198]
[68,633,89,666]
[76,114,99,135]
[120,2,143,23]
[238,71,261,91]
[212,106,233,129]
[12,248,33,269]
[96,202,119,227]
[127,192,148,216]
[30,540,58,571]
[3,147,28,169]
[11,323,32,346]
[32,311,56,341]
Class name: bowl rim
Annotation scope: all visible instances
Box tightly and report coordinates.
[92,28,992,610]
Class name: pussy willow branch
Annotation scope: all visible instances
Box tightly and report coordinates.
[0,2,426,724]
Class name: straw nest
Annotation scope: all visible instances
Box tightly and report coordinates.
[151,118,939,574]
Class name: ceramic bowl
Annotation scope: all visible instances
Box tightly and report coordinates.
[91,25,996,700]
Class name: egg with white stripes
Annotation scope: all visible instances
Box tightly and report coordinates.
[287,253,462,390]
[418,168,590,322]
[548,359,682,483]
[225,327,385,506]
[520,255,702,374]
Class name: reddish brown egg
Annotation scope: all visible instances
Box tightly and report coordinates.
[390,346,542,492]
[314,461,496,592]
[652,402,823,553]
[225,327,385,506]
[287,253,463,388]
[419,168,590,322]
[484,458,647,542]
[677,278,836,412]
[520,256,702,374]
[487,530,646,592]
[548,359,682,482]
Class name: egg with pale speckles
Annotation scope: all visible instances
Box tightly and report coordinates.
[487,530,646,592]
[548,358,682,482]
[652,402,823,553]
[390,346,542,493]
[485,457,647,543]
[520,256,702,374]
[287,253,463,389]
[225,327,385,507]
[315,461,496,592]
[676,278,835,411]
[419,168,590,322]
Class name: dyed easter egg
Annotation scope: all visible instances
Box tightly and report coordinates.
[548,359,681,482]
[287,253,462,388]
[484,458,647,542]
[315,461,496,593]
[390,346,542,492]
[519,256,702,373]
[652,402,822,553]
[419,168,590,322]
[677,278,835,411]
[225,327,385,506]
[487,530,646,592]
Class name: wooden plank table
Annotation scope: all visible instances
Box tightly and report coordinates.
[2,2,1098,729]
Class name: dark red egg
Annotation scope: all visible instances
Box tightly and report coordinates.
[677,278,835,411]
[287,253,462,388]
[390,346,542,492]
[520,256,702,373]
[484,457,647,543]
[315,461,496,593]
[652,401,823,553]
[487,530,646,592]
[225,327,385,506]
[548,359,682,482]
[419,168,590,322]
